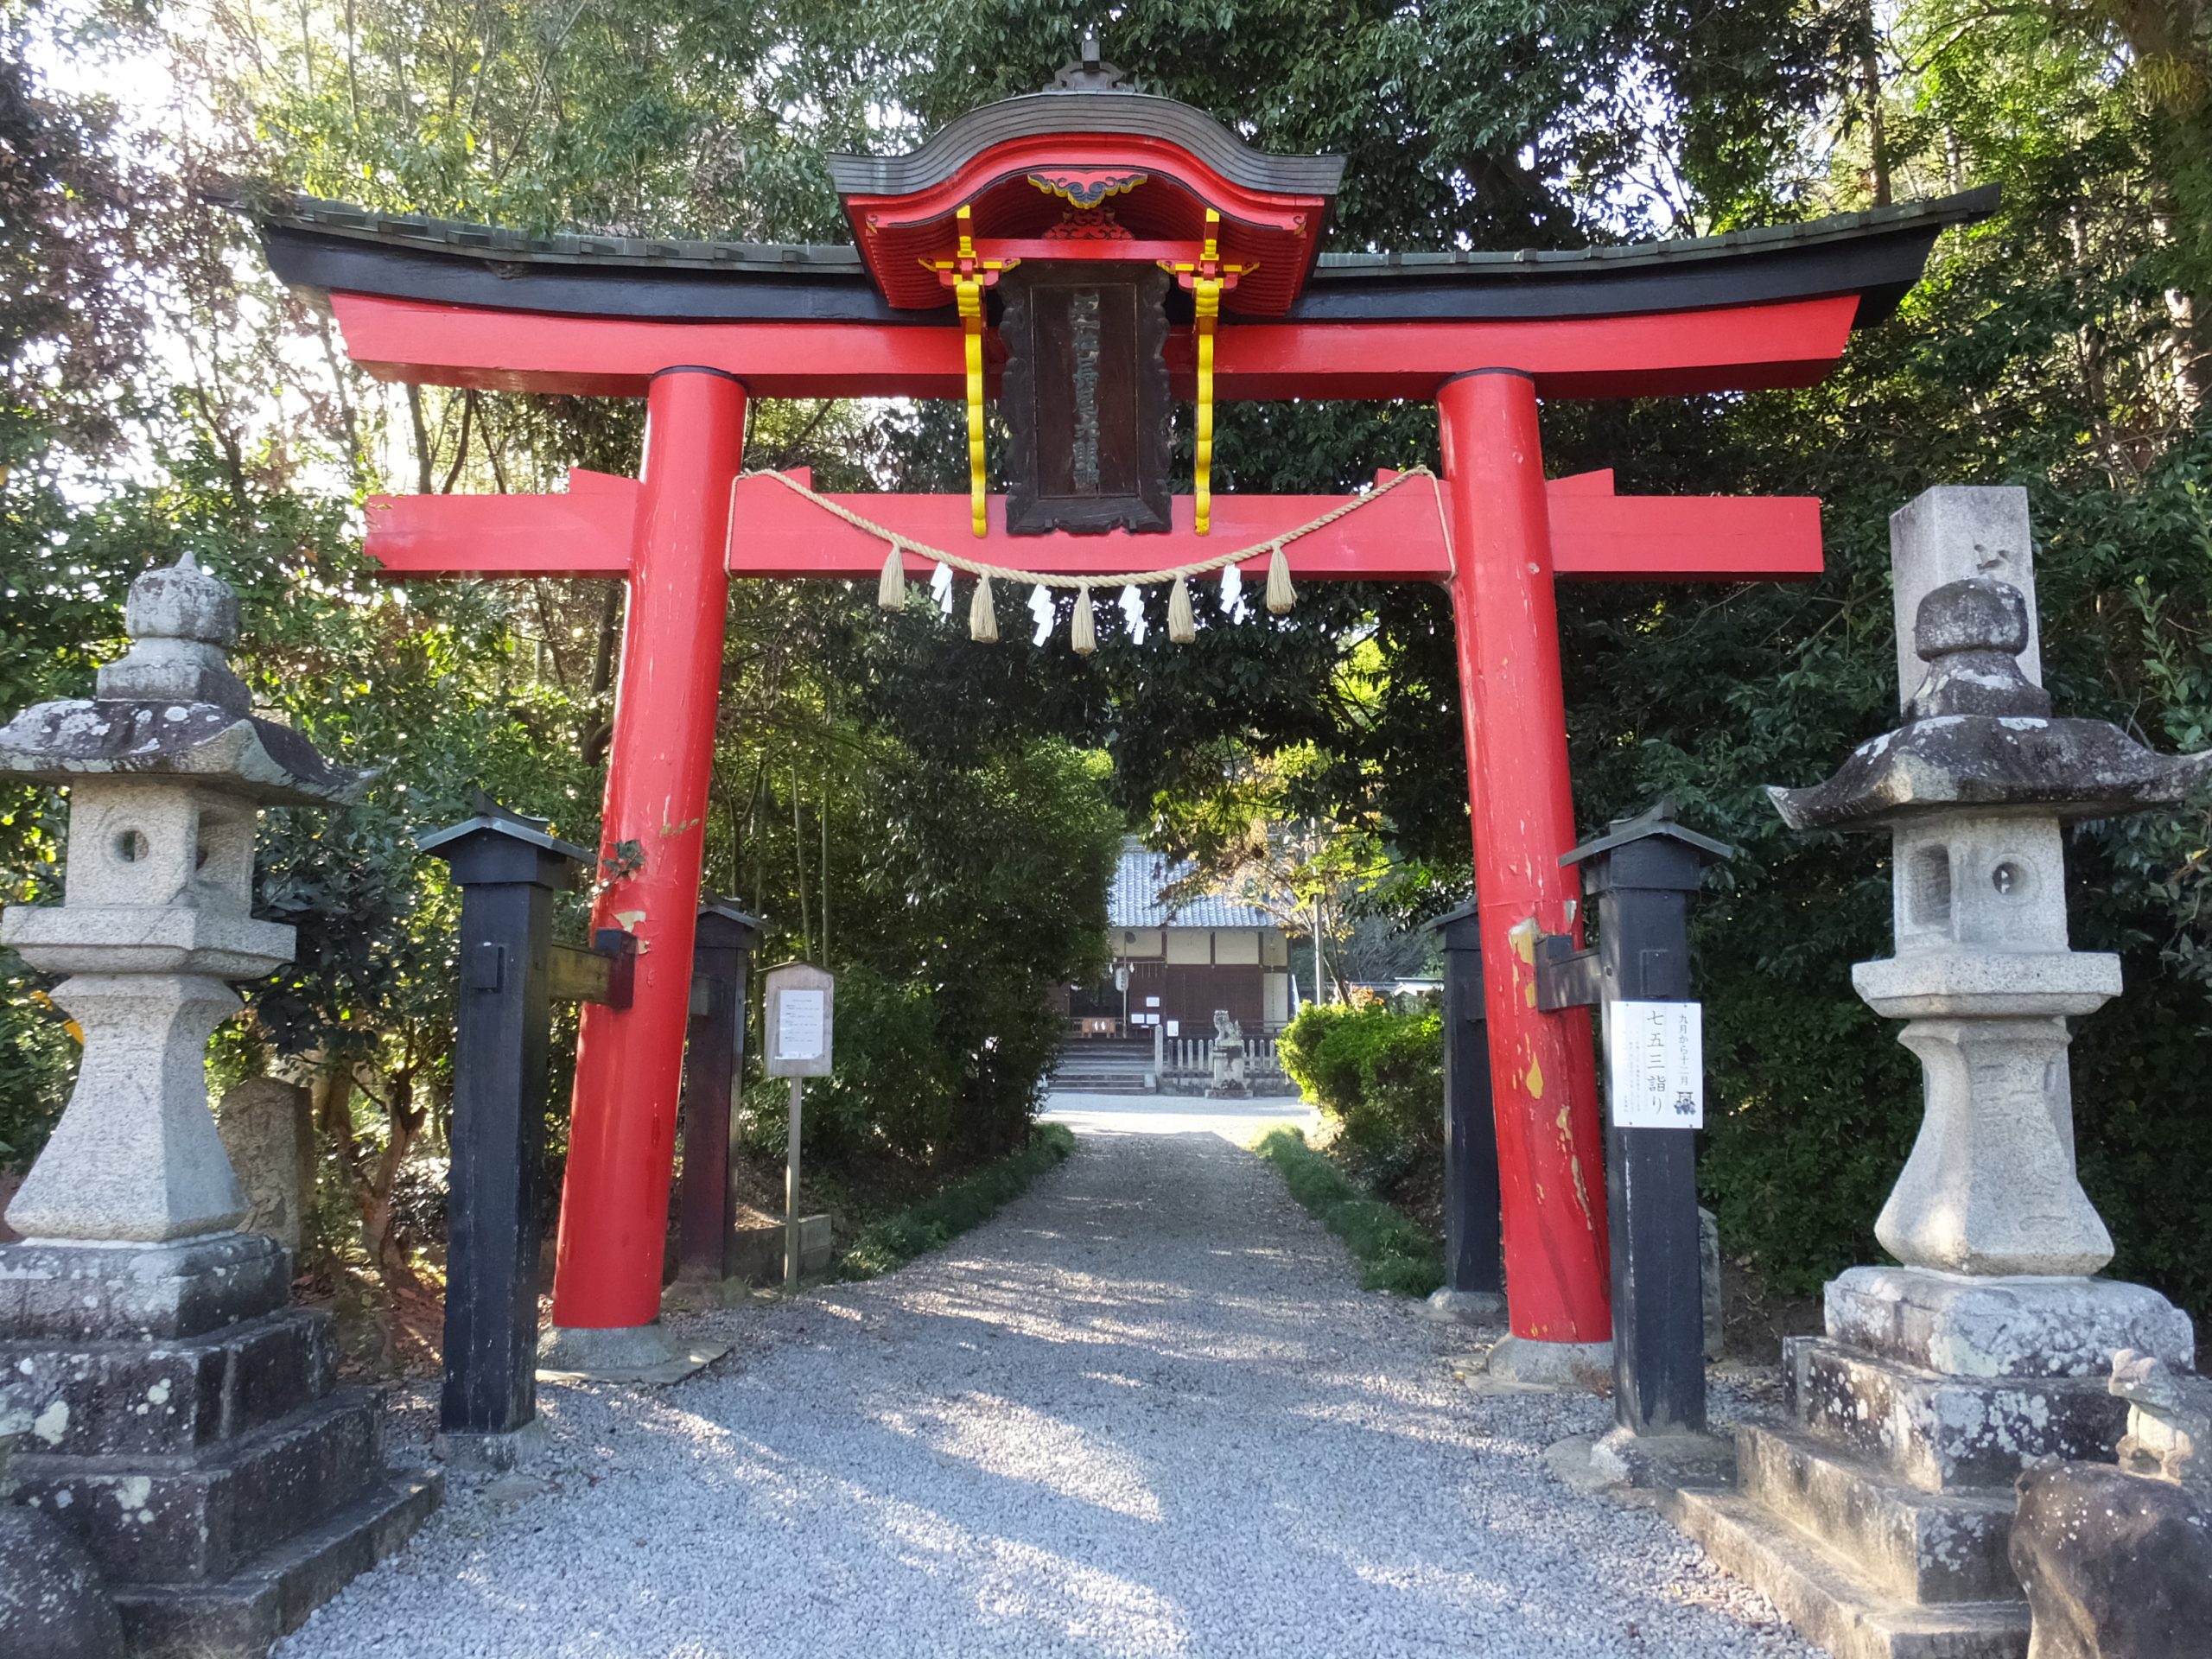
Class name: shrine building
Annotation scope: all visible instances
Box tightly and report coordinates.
[1083,838,1294,1036]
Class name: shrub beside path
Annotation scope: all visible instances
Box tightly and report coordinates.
[278,1094,1815,1659]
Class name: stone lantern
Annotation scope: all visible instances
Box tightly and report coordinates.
[1668,486,2208,1656]
[0,554,359,1242]
[0,555,438,1656]
[1771,569,2208,1281]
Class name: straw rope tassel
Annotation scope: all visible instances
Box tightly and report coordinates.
[1265,541,1296,614]
[957,274,988,537]
[1192,273,1222,537]
[1071,584,1096,654]
[878,543,907,609]
[1167,575,1197,643]
[969,573,999,642]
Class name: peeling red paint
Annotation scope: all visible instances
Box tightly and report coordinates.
[1440,371,1613,1350]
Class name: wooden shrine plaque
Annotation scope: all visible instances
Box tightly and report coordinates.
[1000,262,1172,535]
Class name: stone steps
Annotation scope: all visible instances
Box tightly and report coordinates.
[1790,1335,2131,1493]
[1665,1484,2030,1659]
[12,1385,386,1585]
[0,1306,337,1459]
[111,1468,443,1659]
[1738,1423,2018,1605]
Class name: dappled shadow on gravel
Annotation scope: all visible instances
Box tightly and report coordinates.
[277,1103,1816,1659]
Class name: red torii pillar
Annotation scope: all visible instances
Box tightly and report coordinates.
[1440,370,1610,1358]
[553,369,747,1338]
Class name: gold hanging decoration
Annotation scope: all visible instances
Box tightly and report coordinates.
[1160,208,1253,537]
[877,543,907,609]
[918,204,1017,538]
[1192,271,1222,537]
[956,274,987,536]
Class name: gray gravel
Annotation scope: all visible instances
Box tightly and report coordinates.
[282,1096,1816,1659]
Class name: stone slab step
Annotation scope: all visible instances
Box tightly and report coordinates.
[0,1235,291,1343]
[12,1386,386,1585]
[0,1306,337,1459]
[1664,1484,2030,1659]
[1789,1336,2129,1493]
[1738,1422,2018,1605]
[113,1467,442,1659]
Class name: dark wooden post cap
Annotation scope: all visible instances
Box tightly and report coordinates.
[696,900,762,950]
[1560,801,1734,895]
[418,805,593,889]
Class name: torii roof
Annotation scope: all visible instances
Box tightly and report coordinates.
[240,183,1996,332]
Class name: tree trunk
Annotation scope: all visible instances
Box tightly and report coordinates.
[1861,30,1891,207]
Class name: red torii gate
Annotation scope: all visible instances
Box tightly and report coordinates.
[245,62,1986,1370]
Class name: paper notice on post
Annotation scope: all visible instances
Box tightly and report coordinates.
[777,988,826,1062]
[1605,1000,1703,1128]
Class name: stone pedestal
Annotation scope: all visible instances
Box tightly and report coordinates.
[1668,1271,2194,1659]
[0,1235,441,1658]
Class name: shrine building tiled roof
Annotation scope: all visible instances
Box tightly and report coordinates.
[1109,839,1276,931]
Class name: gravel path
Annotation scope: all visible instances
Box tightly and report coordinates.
[282,1096,1815,1659]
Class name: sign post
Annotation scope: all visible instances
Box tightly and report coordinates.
[1537,804,1732,1445]
[761,963,835,1294]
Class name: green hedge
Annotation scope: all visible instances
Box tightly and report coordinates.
[1276,999,1444,1176]
[1254,1125,1444,1296]
[835,1123,1076,1281]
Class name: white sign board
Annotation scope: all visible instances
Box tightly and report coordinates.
[763,963,835,1077]
[778,990,825,1060]
[1605,1000,1704,1129]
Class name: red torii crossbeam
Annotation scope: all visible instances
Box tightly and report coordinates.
[245,76,1987,1371]
[365,467,1822,584]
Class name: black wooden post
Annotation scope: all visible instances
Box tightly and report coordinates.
[677,901,760,1283]
[1428,900,1503,1311]
[419,806,592,1468]
[1539,804,1732,1441]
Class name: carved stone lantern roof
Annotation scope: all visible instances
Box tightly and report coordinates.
[0,553,363,805]
[1770,576,2209,830]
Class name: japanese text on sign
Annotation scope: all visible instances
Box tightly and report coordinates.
[777,988,826,1062]
[1605,1000,1703,1129]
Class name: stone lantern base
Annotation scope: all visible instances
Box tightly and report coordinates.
[0,1232,440,1658]
[1664,1267,2194,1659]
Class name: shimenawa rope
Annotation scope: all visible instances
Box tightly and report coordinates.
[741,464,1447,647]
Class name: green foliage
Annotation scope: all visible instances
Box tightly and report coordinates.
[1253,1126,1444,1297]
[1278,999,1444,1173]
[836,1123,1076,1281]
[727,728,1122,1171]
